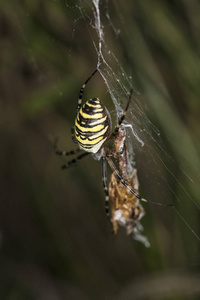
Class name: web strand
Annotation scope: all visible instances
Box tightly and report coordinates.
[89,0,200,244]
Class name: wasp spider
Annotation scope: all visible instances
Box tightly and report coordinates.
[55,69,172,223]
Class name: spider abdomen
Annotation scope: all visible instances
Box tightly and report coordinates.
[74,98,111,153]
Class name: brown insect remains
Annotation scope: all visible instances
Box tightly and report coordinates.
[109,126,145,235]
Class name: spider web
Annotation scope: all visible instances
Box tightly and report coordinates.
[2,2,200,299]
[68,0,200,248]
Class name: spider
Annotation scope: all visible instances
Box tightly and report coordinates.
[55,69,173,223]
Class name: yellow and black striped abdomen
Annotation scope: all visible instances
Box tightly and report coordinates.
[74,98,111,153]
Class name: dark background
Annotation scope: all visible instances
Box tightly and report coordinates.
[1,1,200,299]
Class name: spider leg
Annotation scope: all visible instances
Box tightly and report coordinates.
[102,154,110,220]
[61,152,90,169]
[77,69,98,113]
[106,154,173,207]
[108,89,133,142]
[54,138,81,156]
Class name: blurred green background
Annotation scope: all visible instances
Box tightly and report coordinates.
[1,1,200,299]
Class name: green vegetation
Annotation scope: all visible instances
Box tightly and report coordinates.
[1,1,200,299]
